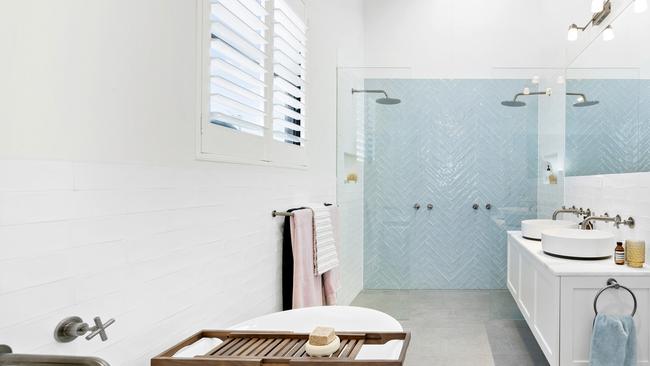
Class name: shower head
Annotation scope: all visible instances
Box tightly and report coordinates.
[376,97,402,105]
[501,91,549,107]
[352,88,401,105]
[501,100,527,107]
[567,92,599,107]
[573,100,600,107]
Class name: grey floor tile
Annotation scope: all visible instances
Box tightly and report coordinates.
[350,289,547,366]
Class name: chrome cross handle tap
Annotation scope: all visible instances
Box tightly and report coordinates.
[54,316,115,343]
[86,317,115,341]
[580,213,635,230]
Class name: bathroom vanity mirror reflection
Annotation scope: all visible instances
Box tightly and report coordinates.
[565,3,650,176]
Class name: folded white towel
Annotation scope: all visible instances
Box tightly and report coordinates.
[312,206,339,275]
[173,337,223,358]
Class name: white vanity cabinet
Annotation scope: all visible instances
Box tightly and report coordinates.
[507,232,650,366]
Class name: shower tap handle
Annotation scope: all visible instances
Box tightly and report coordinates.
[413,203,421,210]
[485,203,492,210]
[472,203,479,210]
[427,204,433,210]
[85,317,115,341]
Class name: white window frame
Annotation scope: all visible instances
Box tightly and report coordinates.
[195,0,308,168]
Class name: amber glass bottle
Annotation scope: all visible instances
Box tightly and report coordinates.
[615,242,625,265]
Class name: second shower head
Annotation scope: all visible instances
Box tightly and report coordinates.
[352,88,401,105]
[567,92,599,107]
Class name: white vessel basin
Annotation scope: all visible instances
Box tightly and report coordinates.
[521,219,578,240]
[541,228,615,259]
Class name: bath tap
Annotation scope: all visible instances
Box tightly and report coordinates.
[552,205,591,220]
[580,213,635,230]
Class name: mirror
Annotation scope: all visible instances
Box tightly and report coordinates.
[565,3,650,176]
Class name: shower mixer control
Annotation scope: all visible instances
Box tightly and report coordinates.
[472,203,479,210]
[427,204,433,210]
[54,316,115,343]
[413,203,421,210]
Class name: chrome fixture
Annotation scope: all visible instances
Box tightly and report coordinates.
[54,316,115,343]
[485,203,492,210]
[593,278,637,317]
[501,89,551,107]
[413,203,421,210]
[427,203,433,210]
[351,88,401,105]
[580,212,635,229]
[272,203,334,217]
[0,345,111,366]
[472,203,479,210]
[567,92,600,107]
[568,0,612,42]
[552,205,592,220]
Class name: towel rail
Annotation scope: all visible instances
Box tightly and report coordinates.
[593,278,637,317]
[272,203,334,217]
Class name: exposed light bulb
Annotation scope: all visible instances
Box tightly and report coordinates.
[591,0,604,13]
[531,76,540,84]
[635,0,648,13]
[602,25,615,41]
[556,76,565,84]
[568,24,579,41]
[523,87,530,95]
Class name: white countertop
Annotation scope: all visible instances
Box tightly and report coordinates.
[508,231,650,276]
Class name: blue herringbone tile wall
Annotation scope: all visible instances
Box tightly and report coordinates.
[363,79,538,289]
[566,79,650,176]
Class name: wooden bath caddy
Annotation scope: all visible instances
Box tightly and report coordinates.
[152,330,410,366]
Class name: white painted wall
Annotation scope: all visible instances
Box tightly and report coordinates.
[362,0,588,78]
[0,1,365,365]
[565,173,650,263]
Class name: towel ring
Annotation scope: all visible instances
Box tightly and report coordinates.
[593,278,637,317]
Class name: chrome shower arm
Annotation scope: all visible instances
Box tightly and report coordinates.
[566,92,586,99]
[512,91,548,101]
[351,88,389,99]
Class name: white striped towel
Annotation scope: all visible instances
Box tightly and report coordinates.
[312,206,340,276]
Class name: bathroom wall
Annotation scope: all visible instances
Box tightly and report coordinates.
[564,173,650,262]
[361,0,592,78]
[363,79,538,289]
[0,1,365,365]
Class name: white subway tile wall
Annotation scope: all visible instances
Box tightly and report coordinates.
[0,159,358,366]
[564,172,650,262]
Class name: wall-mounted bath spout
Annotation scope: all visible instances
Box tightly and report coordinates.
[567,92,599,107]
[352,88,401,105]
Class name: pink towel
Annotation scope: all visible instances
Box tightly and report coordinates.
[290,207,341,308]
[290,209,324,308]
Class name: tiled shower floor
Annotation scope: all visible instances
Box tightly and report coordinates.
[350,290,549,366]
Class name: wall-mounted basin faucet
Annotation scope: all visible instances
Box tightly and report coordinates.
[552,205,591,220]
[581,213,635,230]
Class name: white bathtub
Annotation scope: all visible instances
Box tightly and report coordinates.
[174,306,404,360]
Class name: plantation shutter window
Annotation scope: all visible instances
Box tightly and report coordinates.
[198,0,308,166]
[209,0,268,136]
[272,0,307,146]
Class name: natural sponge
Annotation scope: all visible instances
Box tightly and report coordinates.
[305,326,340,357]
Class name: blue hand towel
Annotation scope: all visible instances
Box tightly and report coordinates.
[590,313,637,366]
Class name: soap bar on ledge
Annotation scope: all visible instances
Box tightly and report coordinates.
[308,326,336,346]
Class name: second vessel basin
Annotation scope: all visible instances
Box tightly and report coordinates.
[521,219,578,240]
[541,228,615,259]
